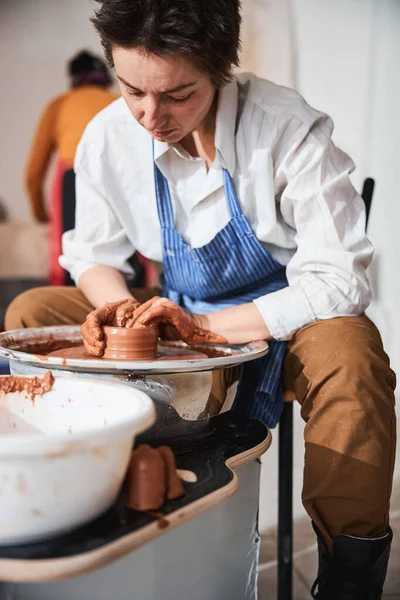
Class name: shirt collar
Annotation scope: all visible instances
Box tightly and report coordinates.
[153,138,169,162]
[153,78,239,176]
[214,78,238,176]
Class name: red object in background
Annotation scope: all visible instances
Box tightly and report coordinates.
[49,159,66,286]
[137,252,159,288]
[49,164,159,289]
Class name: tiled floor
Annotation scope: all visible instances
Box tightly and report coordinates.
[258,480,400,599]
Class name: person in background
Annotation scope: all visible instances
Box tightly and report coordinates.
[25,50,119,285]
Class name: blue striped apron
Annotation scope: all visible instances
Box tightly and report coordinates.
[153,149,288,427]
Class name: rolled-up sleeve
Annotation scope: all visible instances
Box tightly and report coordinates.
[59,138,135,284]
[253,114,374,341]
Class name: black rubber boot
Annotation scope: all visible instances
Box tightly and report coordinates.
[311,523,393,599]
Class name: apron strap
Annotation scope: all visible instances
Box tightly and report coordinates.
[223,169,245,219]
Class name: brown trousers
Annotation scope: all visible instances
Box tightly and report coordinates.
[5,287,397,548]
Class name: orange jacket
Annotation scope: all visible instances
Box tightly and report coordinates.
[25,85,119,222]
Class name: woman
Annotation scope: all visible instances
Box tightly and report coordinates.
[6,1,396,597]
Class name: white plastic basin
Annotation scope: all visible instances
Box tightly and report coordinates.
[0,374,155,545]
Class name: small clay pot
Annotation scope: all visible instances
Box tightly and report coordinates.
[126,445,167,511]
[103,326,159,361]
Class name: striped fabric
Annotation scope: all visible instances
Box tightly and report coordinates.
[154,147,288,427]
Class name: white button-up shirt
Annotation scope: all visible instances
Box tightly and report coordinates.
[60,73,373,341]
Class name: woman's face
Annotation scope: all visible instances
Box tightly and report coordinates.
[112,47,216,143]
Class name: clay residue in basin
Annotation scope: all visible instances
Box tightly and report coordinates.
[2,331,234,361]
[1,335,82,357]
[21,340,233,362]
[48,346,97,360]
[49,344,212,361]
[0,371,55,400]
[181,345,233,358]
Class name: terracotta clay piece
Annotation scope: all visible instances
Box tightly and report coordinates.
[126,444,167,512]
[0,371,54,400]
[158,445,186,501]
[103,326,159,361]
[126,444,185,512]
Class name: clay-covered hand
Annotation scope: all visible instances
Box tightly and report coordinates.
[127,297,227,345]
[81,299,140,357]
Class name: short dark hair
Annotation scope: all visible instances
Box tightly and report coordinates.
[91,0,242,87]
[67,50,112,88]
[68,50,107,76]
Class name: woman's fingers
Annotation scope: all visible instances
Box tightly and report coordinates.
[81,300,127,353]
[136,304,202,343]
[81,298,135,348]
[134,299,227,345]
[137,304,189,332]
[93,299,134,328]
[82,336,105,357]
[135,300,182,325]
[80,313,105,357]
[114,300,140,327]
[80,318,103,344]
[130,297,162,322]
[80,321,105,348]
[91,304,116,327]
[131,297,181,324]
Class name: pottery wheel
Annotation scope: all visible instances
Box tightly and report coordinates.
[0,326,269,374]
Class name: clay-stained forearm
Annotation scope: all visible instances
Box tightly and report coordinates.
[78,265,136,308]
[196,302,272,345]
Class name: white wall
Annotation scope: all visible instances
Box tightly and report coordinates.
[0,0,105,222]
[240,0,295,87]
[366,0,400,400]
